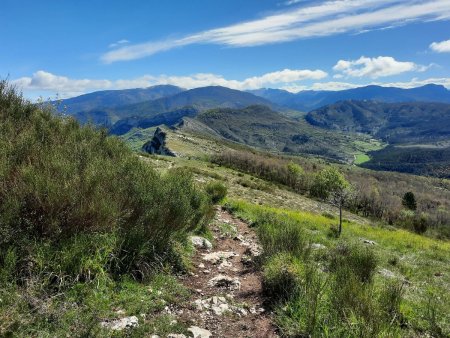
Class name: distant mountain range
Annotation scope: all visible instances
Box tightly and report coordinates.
[306,100,450,144]
[59,82,450,146]
[250,84,450,111]
[57,83,450,177]
[60,86,276,129]
[60,85,184,114]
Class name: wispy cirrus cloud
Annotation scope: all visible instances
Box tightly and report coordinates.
[333,56,431,79]
[101,0,450,63]
[430,39,450,53]
[13,69,327,98]
[108,39,130,48]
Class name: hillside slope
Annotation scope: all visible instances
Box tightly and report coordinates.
[179,105,383,162]
[306,100,450,144]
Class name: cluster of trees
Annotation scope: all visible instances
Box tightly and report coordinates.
[213,150,450,238]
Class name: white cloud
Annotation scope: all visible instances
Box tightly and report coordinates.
[430,39,450,53]
[108,39,130,48]
[13,69,327,98]
[333,56,429,79]
[287,77,450,92]
[12,71,111,98]
[101,0,450,63]
[12,70,450,98]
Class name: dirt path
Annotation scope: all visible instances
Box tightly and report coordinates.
[177,206,278,338]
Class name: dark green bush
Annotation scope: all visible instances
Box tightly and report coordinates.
[0,81,212,283]
[205,181,227,204]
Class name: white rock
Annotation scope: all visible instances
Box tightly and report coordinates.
[208,275,241,290]
[188,326,212,338]
[211,303,230,315]
[194,299,203,311]
[379,269,396,279]
[190,236,213,250]
[202,251,237,264]
[198,263,205,269]
[167,334,186,338]
[100,316,139,331]
[362,239,377,245]
[310,243,327,250]
[245,244,262,257]
[218,260,232,270]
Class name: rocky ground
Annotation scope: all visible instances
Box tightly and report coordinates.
[175,206,278,338]
[101,207,278,338]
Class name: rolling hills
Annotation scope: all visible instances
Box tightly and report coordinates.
[306,100,450,144]
[178,105,382,162]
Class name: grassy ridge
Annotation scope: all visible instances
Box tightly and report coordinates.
[225,200,450,337]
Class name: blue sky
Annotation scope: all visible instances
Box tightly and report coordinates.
[2,0,450,99]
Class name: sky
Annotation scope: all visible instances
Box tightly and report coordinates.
[2,0,450,99]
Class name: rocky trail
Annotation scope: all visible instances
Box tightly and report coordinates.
[173,206,278,338]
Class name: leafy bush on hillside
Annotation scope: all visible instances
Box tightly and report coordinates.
[0,80,212,283]
[205,181,227,203]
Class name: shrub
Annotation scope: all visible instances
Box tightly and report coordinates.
[402,191,417,211]
[0,81,212,283]
[329,242,378,283]
[205,181,227,204]
[256,213,306,258]
[262,253,301,303]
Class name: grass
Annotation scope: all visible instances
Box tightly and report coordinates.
[224,199,450,337]
[0,272,190,337]
[354,153,370,164]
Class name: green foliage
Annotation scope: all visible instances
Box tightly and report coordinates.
[256,212,306,259]
[0,81,212,282]
[329,242,378,284]
[205,180,228,204]
[262,253,301,303]
[362,145,450,178]
[225,200,444,337]
[213,150,312,194]
[310,166,349,200]
[0,81,214,336]
[402,191,417,211]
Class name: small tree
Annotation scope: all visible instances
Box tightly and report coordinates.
[287,162,305,192]
[311,167,351,237]
[402,191,417,211]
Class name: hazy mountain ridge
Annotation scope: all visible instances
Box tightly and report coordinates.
[59,85,184,114]
[250,84,450,111]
